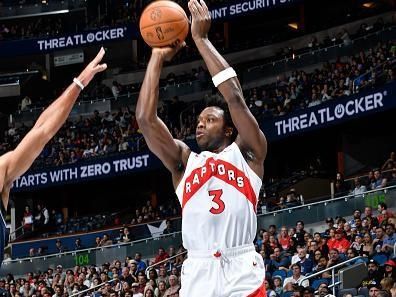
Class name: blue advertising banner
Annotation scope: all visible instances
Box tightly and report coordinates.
[261,82,396,141]
[11,151,162,192]
[209,0,302,20]
[0,24,138,57]
[11,219,173,258]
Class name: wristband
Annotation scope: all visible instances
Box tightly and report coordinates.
[212,67,237,87]
[73,78,85,90]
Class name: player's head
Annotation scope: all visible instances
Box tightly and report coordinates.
[196,100,236,152]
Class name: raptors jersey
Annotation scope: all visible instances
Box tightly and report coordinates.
[176,142,262,251]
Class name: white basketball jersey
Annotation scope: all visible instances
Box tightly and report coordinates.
[175,142,262,251]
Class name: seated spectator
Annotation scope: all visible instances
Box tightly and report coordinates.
[327,249,342,269]
[273,275,283,296]
[350,234,364,255]
[22,206,33,233]
[382,260,396,279]
[351,178,367,197]
[163,275,180,297]
[131,282,143,297]
[134,253,147,273]
[372,227,386,254]
[154,248,169,264]
[55,239,65,253]
[268,247,290,273]
[119,227,132,243]
[377,203,394,226]
[283,263,309,291]
[334,172,348,197]
[371,170,387,189]
[264,279,277,297]
[120,267,135,286]
[296,248,313,275]
[278,226,291,250]
[99,234,113,246]
[20,96,32,111]
[157,281,167,297]
[327,229,350,254]
[381,224,395,256]
[74,238,84,250]
[144,284,155,297]
[361,259,382,287]
[324,218,334,237]
[162,220,173,235]
[367,283,381,297]
[363,206,379,229]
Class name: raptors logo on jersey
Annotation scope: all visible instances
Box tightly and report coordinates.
[176,142,262,251]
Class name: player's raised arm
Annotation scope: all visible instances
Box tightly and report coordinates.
[188,0,267,173]
[0,48,107,208]
[135,45,190,187]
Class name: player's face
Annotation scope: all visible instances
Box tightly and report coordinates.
[196,107,228,152]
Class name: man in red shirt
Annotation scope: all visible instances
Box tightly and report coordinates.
[327,230,350,253]
[154,247,169,264]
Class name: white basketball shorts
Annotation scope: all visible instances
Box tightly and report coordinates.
[180,244,266,297]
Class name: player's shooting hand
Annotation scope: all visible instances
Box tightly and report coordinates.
[152,42,186,62]
[188,0,211,40]
[77,47,107,87]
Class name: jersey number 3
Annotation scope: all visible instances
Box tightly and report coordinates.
[209,189,225,214]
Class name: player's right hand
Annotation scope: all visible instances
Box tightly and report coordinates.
[152,42,186,62]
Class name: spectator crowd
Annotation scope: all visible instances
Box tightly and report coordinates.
[2,200,395,297]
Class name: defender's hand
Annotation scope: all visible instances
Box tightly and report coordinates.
[152,42,186,62]
[188,0,211,40]
[77,47,107,87]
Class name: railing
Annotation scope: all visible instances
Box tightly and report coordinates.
[298,256,363,296]
[257,185,396,218]
[344,168,394,183]
[0,0,87,19]
[246,25,395,74]
[144,250,188,279]
[394,242,396,257]
[353,58,396,93]
[12,81,211,126]
[5,231,182,264]
[69,278,115,297]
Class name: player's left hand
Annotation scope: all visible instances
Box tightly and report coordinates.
[77,47,108,87]
[188,0,211,40]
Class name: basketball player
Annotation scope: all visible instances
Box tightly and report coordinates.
[136,0,267,295]
[0,48,107,263]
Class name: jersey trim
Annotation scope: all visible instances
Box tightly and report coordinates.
[247,280,266,297]
[181,157,257,212]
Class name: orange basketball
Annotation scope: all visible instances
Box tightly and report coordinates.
[139,0,189,48]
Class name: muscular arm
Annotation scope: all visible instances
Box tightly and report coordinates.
[0,48,107,209]
[189,0,267,174]
[136,48,190,187]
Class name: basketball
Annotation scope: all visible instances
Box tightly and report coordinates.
[139,0,189,48]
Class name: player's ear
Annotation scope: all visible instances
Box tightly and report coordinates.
[225,126,233,138]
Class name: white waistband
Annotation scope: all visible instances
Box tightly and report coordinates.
[187,244,255,259]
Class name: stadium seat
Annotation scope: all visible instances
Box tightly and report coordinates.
[282,291,294,297]
[337,288,357,297]
[311,278,329,290]
[358,287,369,297]
[273,270,287,280]
[372,254,388,265]
[287,270,293,277]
